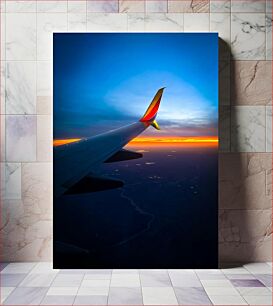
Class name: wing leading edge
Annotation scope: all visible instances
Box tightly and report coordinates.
[54,88,165,197]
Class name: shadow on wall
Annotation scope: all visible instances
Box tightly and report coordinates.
[218,38,271,267]
[218,37,245,267]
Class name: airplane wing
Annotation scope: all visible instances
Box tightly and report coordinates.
[54,88,165,197]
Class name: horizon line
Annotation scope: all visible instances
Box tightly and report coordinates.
[53,136,218,147]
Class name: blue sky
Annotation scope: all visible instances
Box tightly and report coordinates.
[53,33,218,138]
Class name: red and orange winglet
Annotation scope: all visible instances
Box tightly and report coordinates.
[139,87,165,130]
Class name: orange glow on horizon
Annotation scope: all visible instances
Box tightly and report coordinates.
[127,136,218,148]
[53,138,81,147]
[129,136,218,144]
[53,136,218,148]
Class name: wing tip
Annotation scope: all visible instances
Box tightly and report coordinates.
[140,87,165,123]
[151,120,160,130]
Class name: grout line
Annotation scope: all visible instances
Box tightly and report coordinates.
[168,269,180,305]
[106,269,113,305]
[72,272,83,305]
[126,11,128,31]
[194,268,215,305]
[4,7,6,168]
[19,161,22,200]
[209,0,210,30]
[5,113,51,116]
[0,8,3,235]
[229,1,232,153]
[264,11,267,60]
[35,0,38,163]
[138,269,144,306]
[265,104,268,152]
[66,0,68,30]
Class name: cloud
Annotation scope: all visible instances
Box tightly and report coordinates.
[105,71,217,121]
[55,71,218,138]
[54,93,137,138]
[141,118,218,137]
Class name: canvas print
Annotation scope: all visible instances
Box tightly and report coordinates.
[53,33,218,268]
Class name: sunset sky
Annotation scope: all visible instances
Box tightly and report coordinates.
[54,33,218,142]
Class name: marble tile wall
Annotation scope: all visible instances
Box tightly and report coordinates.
[0,0,272,263]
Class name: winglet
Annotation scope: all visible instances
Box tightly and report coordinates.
[140,88,165,130]
[151,120,160,130]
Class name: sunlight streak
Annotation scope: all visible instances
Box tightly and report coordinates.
[53,138,81,147]
[53,136,218,148]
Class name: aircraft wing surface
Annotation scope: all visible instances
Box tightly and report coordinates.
[54,88,165,197]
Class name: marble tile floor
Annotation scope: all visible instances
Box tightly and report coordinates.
[0,262,272,305]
